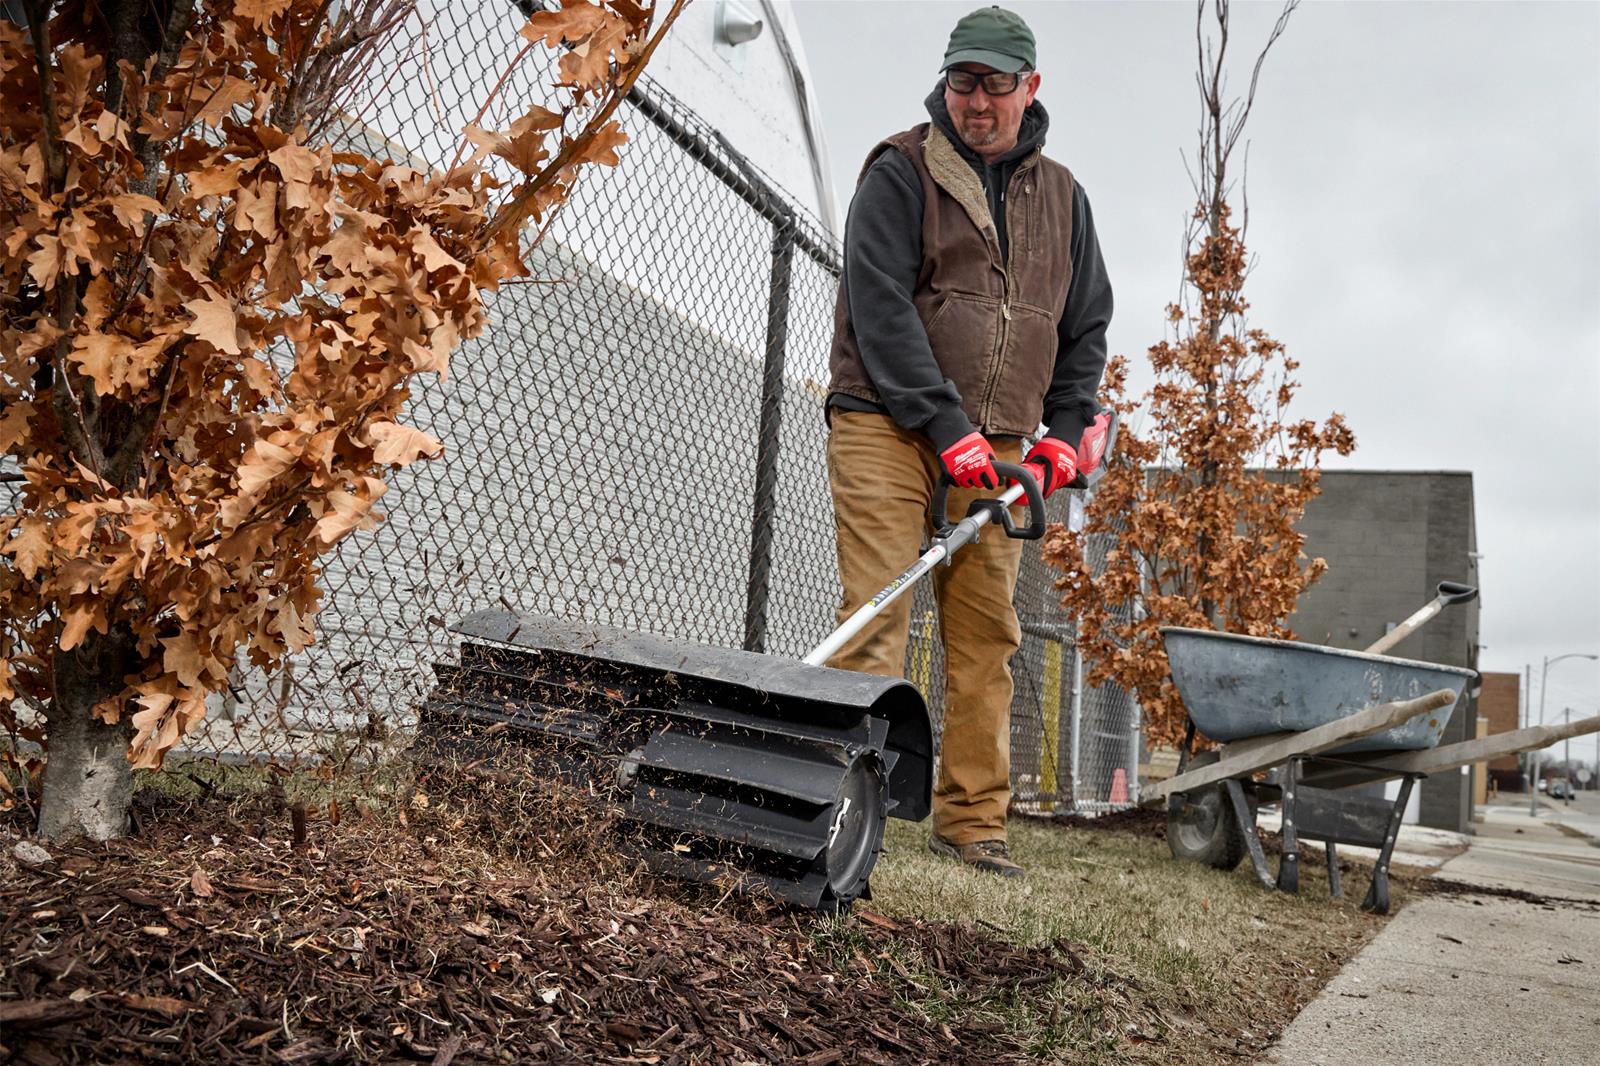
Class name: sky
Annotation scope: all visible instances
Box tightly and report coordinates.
[790,0,1600,736]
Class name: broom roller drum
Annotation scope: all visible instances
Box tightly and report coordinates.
[414,611,929,910]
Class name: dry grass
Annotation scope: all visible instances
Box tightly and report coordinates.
[858,815,1406,1062]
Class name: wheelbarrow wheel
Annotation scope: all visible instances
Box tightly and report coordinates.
[1167,751,1250,871]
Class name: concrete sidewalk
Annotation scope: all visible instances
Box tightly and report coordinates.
[1265,808,1600,1065]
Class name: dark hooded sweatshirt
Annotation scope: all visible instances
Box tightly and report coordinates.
[828,89,1113,451]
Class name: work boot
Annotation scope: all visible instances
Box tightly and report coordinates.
[927,834,1024,879]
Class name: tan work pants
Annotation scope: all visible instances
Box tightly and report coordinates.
[824,411,1023,844]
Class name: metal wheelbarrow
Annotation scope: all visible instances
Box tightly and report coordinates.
[1150,584,1478,912]
[1151,582,1600,911]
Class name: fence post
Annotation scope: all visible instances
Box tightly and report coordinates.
[743,217,797,653]
[1068,640,1083,811]
[1128,689,1142,805]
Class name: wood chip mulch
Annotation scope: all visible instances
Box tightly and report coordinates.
[0,786,1125,1065]
[1050,807,1169,841]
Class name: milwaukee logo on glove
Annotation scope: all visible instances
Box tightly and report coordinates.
[938,431,1001,490]
[950,444,989,474]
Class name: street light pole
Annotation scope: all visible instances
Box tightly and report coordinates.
[1564,707,1572,794]
[1530,653,1600,817]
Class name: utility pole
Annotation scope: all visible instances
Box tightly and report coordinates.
[1522,664,1531,730]
[1530,653,1600,817]
[1521,663,1533,789]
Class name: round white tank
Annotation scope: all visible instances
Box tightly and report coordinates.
[642,0,839,233]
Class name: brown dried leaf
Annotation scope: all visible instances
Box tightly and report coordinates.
[236,440,297,495]
[368,422,443,466]
[6,519,51,580]
[105,193,164,233]
[69,333,134,396]
[575,120,628,167]
[90,697,123,725]
[188,162,244,199]
[59,604,102,652]
[183,294,243,355]
[522,1,609,48]
[234,0,293,24]
[313,486,380,545]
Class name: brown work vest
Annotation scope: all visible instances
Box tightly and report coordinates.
[828,123,1076,438]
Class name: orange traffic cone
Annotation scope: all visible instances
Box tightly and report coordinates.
[1109,767,1129,805]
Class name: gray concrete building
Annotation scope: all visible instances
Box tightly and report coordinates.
[1288,470,1481,833]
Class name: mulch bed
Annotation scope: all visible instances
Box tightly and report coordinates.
[1047,808,1168,841]
[1,780,1127,1065]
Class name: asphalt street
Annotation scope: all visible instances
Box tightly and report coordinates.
[1528,785,1600,841]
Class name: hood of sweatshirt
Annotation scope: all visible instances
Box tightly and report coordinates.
[924,85,1049,168]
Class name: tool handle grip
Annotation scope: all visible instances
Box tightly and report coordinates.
[931,461,1046,541]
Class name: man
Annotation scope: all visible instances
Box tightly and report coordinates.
[825,5,1113,878]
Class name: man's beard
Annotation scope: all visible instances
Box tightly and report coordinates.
[957,115,1000,148]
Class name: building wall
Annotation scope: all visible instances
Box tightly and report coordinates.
[1289,471,1481,833]
[1478,671,1523,777]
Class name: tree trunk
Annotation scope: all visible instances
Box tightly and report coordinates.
[37,627,138,841]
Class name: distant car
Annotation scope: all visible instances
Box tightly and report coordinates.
[1550,780,1575,800]
[1538,779,1549,792]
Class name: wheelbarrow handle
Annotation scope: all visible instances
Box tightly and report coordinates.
[930,461,1047,541]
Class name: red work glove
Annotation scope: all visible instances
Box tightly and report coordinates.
[1020,436,1078,499]
[1075,410,1113,477]
[938,431,1000,490]
[1021,410,1115,498]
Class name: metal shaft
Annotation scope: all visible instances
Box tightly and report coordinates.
[803,484,1024,668]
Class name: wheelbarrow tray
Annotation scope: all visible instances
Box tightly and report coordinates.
[1161,627,1477,753]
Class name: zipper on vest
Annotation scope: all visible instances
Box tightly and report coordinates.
[980,164,1031,427]
[980,268,1013,426]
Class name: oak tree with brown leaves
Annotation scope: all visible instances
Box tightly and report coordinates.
[1042,0,1355,749]
[0,0,682,840]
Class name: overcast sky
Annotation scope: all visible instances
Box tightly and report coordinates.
[790,0,1600,731]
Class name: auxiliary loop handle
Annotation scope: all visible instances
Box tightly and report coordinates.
[931,461,1046,541]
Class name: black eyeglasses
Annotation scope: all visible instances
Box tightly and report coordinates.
[944,69,1032,96]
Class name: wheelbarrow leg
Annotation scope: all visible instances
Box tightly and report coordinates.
[1224,779,1275,891]
[1177,719,1197,775]
[1276,758,1301,895]
[1326,841,1342,898]
[1361,773,1418,915]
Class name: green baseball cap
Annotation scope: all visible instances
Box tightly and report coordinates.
[941,6,1036,74]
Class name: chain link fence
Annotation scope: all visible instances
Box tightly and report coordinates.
[126,0,1137,813]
